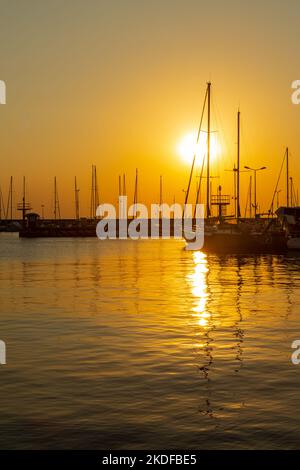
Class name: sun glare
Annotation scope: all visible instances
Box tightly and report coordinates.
[177,131,221,165]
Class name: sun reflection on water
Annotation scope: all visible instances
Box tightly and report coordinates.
[187,251,210,328]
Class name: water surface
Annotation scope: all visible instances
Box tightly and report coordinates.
[0,233,299,449]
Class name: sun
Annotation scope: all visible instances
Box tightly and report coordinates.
[177,131,221,165]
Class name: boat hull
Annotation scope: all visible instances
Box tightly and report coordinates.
[199,231,287,254]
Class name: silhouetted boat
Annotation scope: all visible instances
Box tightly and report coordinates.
[183,82,287,253]
[188,221,287,253]
[276,206,300,250]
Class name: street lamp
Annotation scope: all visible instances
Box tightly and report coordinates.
[244,166,267,218]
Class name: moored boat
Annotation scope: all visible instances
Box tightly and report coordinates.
[276,206,300,250]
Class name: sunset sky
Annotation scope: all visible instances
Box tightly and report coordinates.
[0,0,300,217]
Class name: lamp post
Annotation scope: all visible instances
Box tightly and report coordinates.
[244,166,267,218]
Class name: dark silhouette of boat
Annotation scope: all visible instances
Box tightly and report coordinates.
[190,220,287,253]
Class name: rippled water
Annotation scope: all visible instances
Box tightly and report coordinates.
[0,233,300,449]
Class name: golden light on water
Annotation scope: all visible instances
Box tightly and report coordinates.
[177,131,221,165]
[188,251,211,328]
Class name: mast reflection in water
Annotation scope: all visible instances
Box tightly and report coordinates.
[0,236,300,449]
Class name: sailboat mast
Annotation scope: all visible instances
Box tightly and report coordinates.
[5,176,12,220]
[133,168,138,216]
[75,176,80,220]
[10,176,13,220]
[54,176,61,220]
[54,177,57,220]
[119,175,122,197]
[233,163,237,217]
[123,174,126,196]
[237,110,240,219]
[22,176,26,221]
[95,166,99,209]
[90,166,93,219]
[206,82,211,219]
[249,175,252,218]
[90,165,99,219]
[286,147,289,207]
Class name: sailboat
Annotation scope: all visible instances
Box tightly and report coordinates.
[275,148,300,250]
[184,82,287,253]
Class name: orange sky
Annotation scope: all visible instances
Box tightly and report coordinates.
[0,0,300,218]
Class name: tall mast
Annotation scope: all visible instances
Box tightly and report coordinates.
[286,147,289,207]
[6,176,13,220]
[90,165,94,218]
[0,184,2,220]
[10,176,13,219]
[75,176,80,220]
[237,110,241,219]
[22,176,26,221]
[206,82,211,218]
[54,176,61,220]
[90,165,98,219]
[123,174,126,196]
[94,166,99,211]
[54,177,57,220]
[17,176,31,222]
[0,181,6,220]
[159,175,163,206]
[133,168,138,216]
[119,175,122,197]
[249,175,252,218]
[233,163,237,217]
[184,83,208,219]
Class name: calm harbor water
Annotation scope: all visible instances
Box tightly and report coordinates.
[0,233,300,449]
